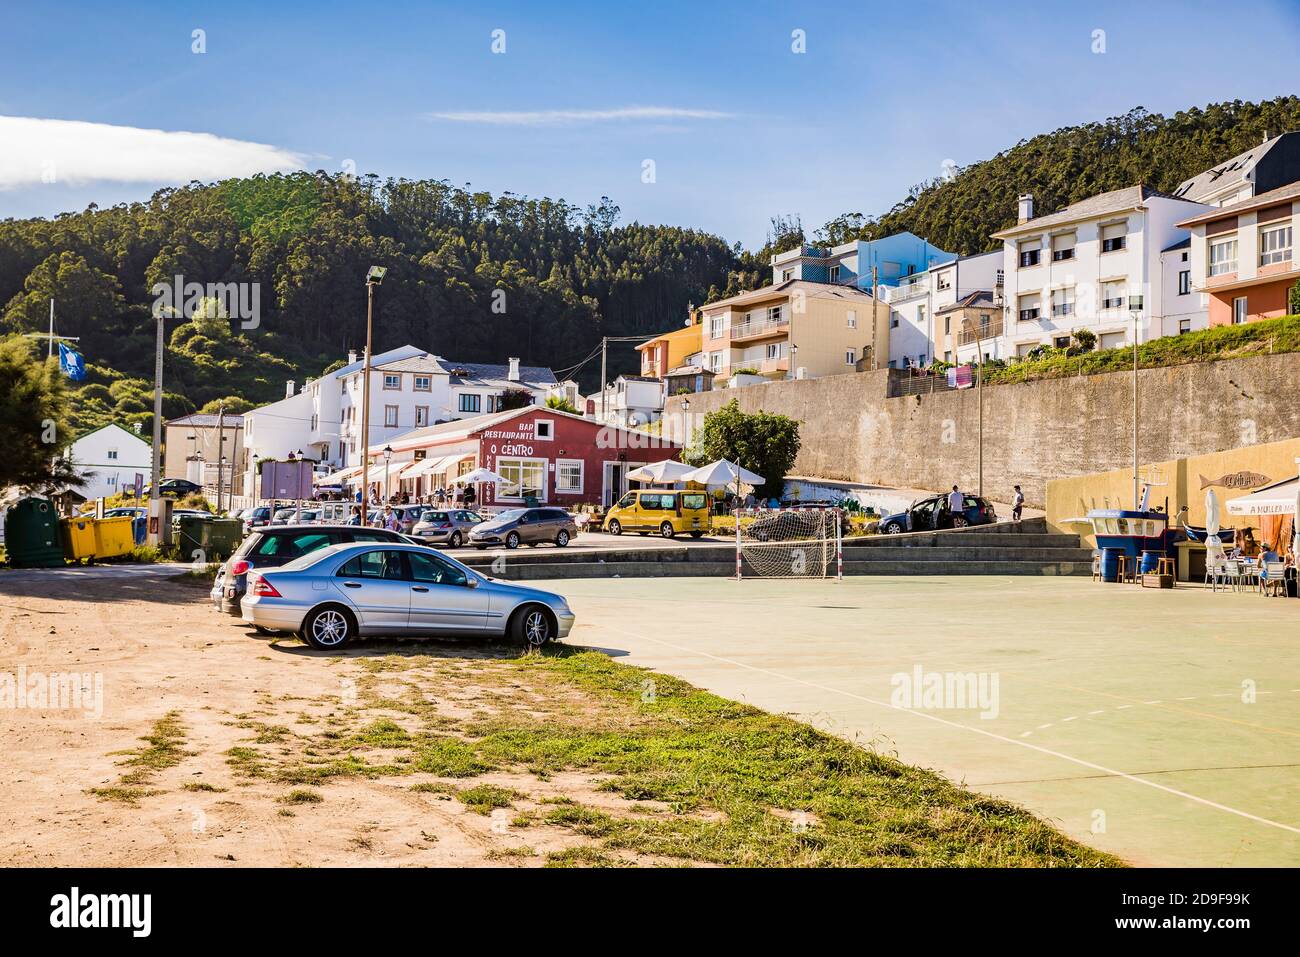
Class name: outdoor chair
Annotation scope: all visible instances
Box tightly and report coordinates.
[1260,560,1288,597]
[1091,550,1101,582]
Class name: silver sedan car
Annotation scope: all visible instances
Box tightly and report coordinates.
[241,541,575,650]
[410,508,483,547]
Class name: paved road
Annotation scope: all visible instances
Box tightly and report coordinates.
[551,575,1300,868]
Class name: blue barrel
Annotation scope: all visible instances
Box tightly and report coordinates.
[1100,548,1121,582]
[1140,550,1161,574]
[132,515,147,545]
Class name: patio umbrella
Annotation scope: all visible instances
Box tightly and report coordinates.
[625,460,696,485]
[1204,488,1221,549]
[681,459,765,489]
[451,467,508,485]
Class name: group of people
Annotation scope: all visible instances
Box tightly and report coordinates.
[346,483,476,509]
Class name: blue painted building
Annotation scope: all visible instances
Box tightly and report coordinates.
[770,233,957,291]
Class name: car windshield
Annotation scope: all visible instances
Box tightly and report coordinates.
[494,509,526,523]
[421,511,450,522]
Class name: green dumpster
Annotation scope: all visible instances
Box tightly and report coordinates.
[4,498,65,568]
[177,515,244,562]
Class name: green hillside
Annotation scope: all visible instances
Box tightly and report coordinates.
[815,96,1300,254]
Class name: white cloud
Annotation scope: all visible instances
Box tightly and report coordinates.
[0,116,304,190]
[425,106,734,126]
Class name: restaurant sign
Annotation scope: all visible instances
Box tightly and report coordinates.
[1199,470,1270,490]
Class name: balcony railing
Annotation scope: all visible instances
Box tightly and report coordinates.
[729,317,789,341]
[883,277,929,303]
[956,318,1004,346]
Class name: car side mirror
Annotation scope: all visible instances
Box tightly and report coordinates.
[464,577,479,588]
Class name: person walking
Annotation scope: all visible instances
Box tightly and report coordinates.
[947,485,964,525]
[1011,485,1024,523]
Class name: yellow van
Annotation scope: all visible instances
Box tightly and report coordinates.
[604,489,710,538]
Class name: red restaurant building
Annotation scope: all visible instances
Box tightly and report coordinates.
[364,406,683,508]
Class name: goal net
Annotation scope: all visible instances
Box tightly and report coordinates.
[735,508,842,580]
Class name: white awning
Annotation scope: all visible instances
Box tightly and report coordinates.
[1226,478,1300,515]
[315,465,361,485]
[404,453,469,480]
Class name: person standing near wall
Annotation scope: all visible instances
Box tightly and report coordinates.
[947,485,964,524]
[1012,485,1024,523]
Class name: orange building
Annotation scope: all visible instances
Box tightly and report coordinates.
[1178,181,1300,326]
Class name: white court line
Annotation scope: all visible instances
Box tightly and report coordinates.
[603,624,1300,838]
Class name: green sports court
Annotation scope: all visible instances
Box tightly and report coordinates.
[553,575,1300,867]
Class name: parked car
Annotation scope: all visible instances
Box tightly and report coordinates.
[210,524,410,623]
[469,507,577,549]
[143,478,202,498]
[102,506,147,520]
[603,489,709,538]
[242,505,274,534]
[878,494,997,534]
[242,541,575,649]
[411,508,483,547]
[745,509,841,542]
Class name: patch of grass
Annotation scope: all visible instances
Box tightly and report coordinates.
[413,738,493,778]
[984,313,1300,386]
[486,846,537,860]
[279,789,323,804]
[91,712,190,803]
[86,786,162,806]
[544,846,631,868]
[458,784,523,815]
[182,782,227,793]
[224,746,269,778]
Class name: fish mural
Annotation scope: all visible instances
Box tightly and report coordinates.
[1199,471,1270,490]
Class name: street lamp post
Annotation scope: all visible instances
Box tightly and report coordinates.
[680,397,691,449]
[360,266,387,526]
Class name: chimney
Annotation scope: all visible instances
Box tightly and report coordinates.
[285,380,295,398]
[347,349,357,364]
[1017,194,1034,224]
[507,357,521,381]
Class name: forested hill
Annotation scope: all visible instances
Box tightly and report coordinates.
[5,96,1300,436]
[0,175,763,434]
[814,96,1300,254]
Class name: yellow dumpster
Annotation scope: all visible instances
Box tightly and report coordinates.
[91,516,135,559]
[60,517,98,561]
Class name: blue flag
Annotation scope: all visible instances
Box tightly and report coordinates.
[58,342,86,381]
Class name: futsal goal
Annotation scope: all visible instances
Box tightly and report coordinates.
[734,508,843,580]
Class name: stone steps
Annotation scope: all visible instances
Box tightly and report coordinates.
[467,559,1094,581]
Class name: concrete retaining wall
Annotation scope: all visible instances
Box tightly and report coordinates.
[666,353,1300,508]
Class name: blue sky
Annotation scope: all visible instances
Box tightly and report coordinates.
[2,0,1298,248]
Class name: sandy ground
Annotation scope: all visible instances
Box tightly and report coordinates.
[0,565,661,867]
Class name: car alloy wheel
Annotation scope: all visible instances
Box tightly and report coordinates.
[660,522,675,538]
[884,522,903,534]
[506,531,520,549]
[521,607,551,647]
[304,607,353,649]
[607,520,621,536]
[555,530,570,547]
[450,531,462,547]
[952,516,969,528]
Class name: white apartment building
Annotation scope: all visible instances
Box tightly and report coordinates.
[241,345,562,494]
[67,423,152,499]
[594,375,664,428]
[990,186,1212,357]
[881,251,1002,367]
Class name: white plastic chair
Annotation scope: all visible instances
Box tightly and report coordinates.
[1260,560,1287,597]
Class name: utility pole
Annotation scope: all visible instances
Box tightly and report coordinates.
[361,283,376,525]
[215,403,227,513]
[599,336,608,423]
[871,266,880,370]
[150,312,164,502]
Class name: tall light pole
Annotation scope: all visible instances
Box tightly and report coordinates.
[962,315,986,497]
[360,265,387,525]
[383,445,393,505]
[1130,301,1141,509]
